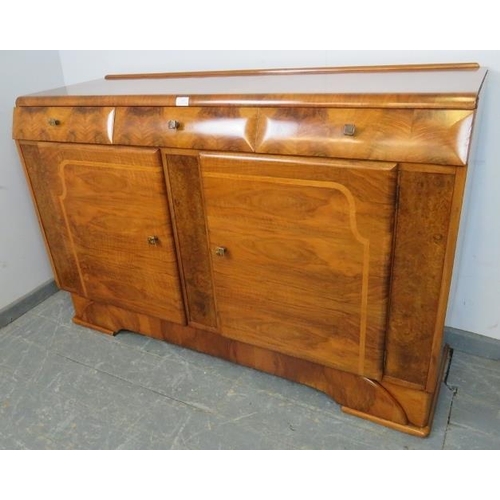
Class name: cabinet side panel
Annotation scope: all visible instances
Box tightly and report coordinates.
[385,168,455,387]
[164,153,218,328]
[18,142,84,294]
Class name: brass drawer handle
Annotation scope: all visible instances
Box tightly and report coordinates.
[48,118,61,126]
[168,120,180,130]
[214,246,226,257]
[343,124,356,136]
[147,235,159,245]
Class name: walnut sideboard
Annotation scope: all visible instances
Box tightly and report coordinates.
[12,63,487,436]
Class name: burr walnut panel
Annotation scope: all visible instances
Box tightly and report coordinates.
[113,106,258,151]
[163,152,218,329]
[385,169,457,388]
[13,107,115,144]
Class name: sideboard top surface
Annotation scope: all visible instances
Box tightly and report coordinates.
[16,63,487,109]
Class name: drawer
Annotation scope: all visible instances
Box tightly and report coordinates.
[13,107,115,144]
[255,108,475,166]
[113,107,258,152]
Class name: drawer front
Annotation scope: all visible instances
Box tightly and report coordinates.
[114,107,258,152]
[255,108,475,166]
[13,107,115,144]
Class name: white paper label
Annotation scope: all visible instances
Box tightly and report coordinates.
[175,96,189,107]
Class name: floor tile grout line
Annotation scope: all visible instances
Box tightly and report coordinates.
[444,419,500,437]
[1,342,212,449]
[217,377,412,448]
[3,310,459,432]
[51,351,218,415]
[441,388,457,450]
[19,300,470,440]
[4,330,449,447]
[0,327,396,438]
[442,349,458,450]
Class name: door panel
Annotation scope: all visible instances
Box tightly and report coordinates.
[20,142,186,324]
[200,153,398,379]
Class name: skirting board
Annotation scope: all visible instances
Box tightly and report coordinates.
[0,279,58,329]
[1,280,499,362]
[445,326,500,361]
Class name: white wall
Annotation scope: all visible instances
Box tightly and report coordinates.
[0,51,65,310]
[5,50,499,341]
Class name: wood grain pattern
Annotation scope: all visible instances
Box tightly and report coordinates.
[18,142,85,294]
[15,141,68,290]
[71,292,412,430]
[60,149,185,323]
[114,107,257,151]
[255,107,475,166]
[380,346,450,434]
[425,167,468,392]
[163,153,218,328]
[13,107,115,144]
[385,168,456,388]
[105,62,480,79]
[21,142,186,324]
[380,380,434,428]
[199,153,397,380]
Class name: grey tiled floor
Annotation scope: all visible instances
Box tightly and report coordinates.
[1,291,499,449]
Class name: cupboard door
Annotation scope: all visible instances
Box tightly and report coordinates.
[19,142,186,324]
[199,153,398,379]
